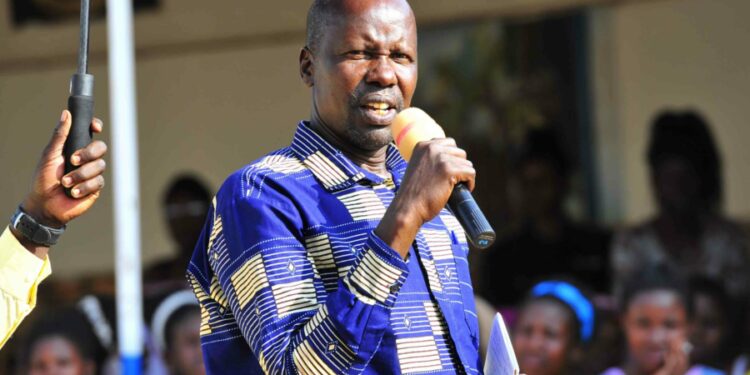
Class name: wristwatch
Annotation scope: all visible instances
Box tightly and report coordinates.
[10,207,66,247]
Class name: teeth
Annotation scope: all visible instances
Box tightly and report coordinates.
[366,102,389,110]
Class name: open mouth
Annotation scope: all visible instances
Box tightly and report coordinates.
[359,101,397,124]
[362,102,395,116]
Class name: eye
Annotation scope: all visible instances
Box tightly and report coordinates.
[391,52,412,63]
[346,50,368,60]
[544,327,560,340]
[636,317,651,329]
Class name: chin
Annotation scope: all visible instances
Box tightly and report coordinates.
[346,127,393,151]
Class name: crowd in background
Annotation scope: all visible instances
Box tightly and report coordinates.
[2,108,747,375]
[476,110,750,375]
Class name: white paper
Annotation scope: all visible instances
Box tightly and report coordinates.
[483,313,520,375]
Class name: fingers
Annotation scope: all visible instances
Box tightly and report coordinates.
[62,158,106,191]
[415,138,476,191]
[451,160,476,191]
[91,117,104,134]
[45,110,73,156]
[656,341,689,375]
[431,138,475,190]
[70,140,107,167]
[70,175,105,198]
[45,111,104,160]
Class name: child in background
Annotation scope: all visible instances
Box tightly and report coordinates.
[150,289,205,375]
[512,280,595,375]
[21,307,107,375]
[601,265,724,375]
[688,276,734,373]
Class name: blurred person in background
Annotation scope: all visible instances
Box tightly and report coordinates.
[148,290,204,375]
[601,265,724,375]
[686,276,735,373]
[611,110,749,305]
[512,280,595,375]
[1,110,107,349]
[144,175,212,290]
[480,128,611,306]
[19,307,108,375]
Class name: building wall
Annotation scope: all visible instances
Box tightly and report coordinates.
[1,0,748,276]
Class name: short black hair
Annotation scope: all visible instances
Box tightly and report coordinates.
[21,308,107,373]
[306,0,338,53]
[517,127,570,177]
[162,173,212,206]
[620,264,691,317]
[646,110,722,208]
[688,275,730,317]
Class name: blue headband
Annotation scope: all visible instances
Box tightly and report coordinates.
[531,281,595,343]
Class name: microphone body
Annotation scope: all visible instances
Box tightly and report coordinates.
[392,108,496,249]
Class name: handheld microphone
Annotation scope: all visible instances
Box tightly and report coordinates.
[392,107,496,249]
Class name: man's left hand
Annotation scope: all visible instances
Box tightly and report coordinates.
[21,110,107,229]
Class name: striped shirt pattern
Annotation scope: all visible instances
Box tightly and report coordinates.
[187,122,482,374]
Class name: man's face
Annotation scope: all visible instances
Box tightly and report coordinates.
[303,0,418,152]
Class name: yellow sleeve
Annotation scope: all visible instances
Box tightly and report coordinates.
[0,226,51,348]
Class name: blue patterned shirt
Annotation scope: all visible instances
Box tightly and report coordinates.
[187,122,482,374]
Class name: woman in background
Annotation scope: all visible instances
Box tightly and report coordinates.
[21,307,107,375]
[150,289,205,375]
[512,280,595,375]
[601,266,724,375]
[687,276,735,373]
[611,110,749,306]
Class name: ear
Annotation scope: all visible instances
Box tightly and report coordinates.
[299,47,314,88]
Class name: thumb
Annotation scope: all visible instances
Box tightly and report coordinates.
[46,110,72,158]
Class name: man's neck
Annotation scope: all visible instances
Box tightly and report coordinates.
[308,119,390,177]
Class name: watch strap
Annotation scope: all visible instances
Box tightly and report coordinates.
[10,207,66,247]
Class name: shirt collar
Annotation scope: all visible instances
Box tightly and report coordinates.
[290,121,407,191]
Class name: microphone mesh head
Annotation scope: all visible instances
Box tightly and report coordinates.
[391,107,445,161]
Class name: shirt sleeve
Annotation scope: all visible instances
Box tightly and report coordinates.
[0,226,51,349]
[187,183,409,374]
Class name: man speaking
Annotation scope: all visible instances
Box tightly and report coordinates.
[187,0,482,373]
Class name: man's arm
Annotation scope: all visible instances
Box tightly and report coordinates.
[189,177,409,375]
[0,110,107,348]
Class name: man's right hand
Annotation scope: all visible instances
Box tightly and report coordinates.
[375,137,475,259]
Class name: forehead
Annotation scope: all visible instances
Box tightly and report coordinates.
[325,1,416,46]
[628,289,685,313]
[521,299,573,326]
[31,336,79,358]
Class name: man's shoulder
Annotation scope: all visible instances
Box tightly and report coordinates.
[218,147,314,201]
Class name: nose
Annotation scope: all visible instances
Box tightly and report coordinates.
[650,327,668,344]
[366,55,397,87]
[528,332,545,351]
